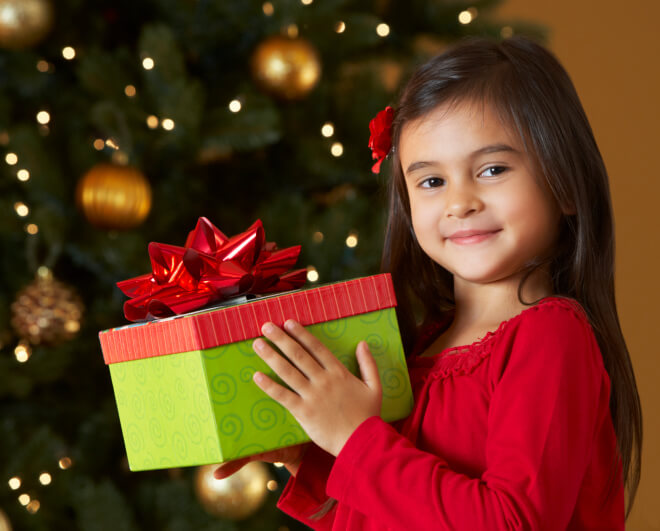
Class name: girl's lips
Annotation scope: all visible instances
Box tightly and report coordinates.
[447,230,500,245]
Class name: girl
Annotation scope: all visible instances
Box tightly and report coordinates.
[215,36,642,529]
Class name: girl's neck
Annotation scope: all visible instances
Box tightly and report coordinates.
[451,268,554,332]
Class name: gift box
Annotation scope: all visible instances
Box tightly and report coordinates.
[100,273,413,471]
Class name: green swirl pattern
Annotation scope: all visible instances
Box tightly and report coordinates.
[108,307,412,471]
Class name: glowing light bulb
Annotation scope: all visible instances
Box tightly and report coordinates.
[335,21,346,33]
[5,152,18,165]
[331,142,343,157]
[306,266,319,282]
[161,118,175,131]
[36,60,49,72]
[124,85,137,97]
[39,472,52,485]
[93,138,105,150]
[228,99,242,112]
[14,202,29,217]
[58,457,73,470]
[146,115,159,129]
[8,477,21,490]
[18,493,30,506]
[312,231,324,243]
[321,122,334,137]
[262,2,274,15]
[36,111,50,124]
[376,23,390,37]
[346,233,358,248]
[17,169,30,181]
[26,223,39,235]
[458,10,473,24]
[62,46,76,60]
[142,57,154,70]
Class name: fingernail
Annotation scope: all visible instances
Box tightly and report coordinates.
[261,322,274,334]
[284,319,296,331]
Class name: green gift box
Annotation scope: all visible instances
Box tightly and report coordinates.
[99,274,412,471]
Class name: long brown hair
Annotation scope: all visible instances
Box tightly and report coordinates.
[381,36,642,518]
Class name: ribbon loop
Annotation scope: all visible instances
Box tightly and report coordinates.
[118,218,306,321]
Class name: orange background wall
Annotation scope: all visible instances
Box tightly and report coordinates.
[495,1,660,528]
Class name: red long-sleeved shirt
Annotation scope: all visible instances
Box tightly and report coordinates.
[277,297,625,530]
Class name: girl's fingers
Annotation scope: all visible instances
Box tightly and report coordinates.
[356,340,382,393]
[214,458,250,479]
[252,338,309,392]
[260,322,324,376]
[282,320,337,369]
[253,371,300,411]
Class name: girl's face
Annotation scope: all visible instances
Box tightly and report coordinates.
[399,100,561,291]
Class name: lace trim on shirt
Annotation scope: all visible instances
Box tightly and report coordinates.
[409,296,584,382]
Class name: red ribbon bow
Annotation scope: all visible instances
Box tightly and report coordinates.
[368,106,394,174]
[117,218,307,321]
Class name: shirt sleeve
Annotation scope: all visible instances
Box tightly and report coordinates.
[277,443,338,530]
[325,303,613,530]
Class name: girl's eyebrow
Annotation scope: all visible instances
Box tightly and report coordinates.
[405,143,518,175]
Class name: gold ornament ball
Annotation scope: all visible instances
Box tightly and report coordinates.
[10,268,84,346]
[0,0,54,49]
[251,36,321,100]
[194,462,271,521]
[0,509,11,531]
[76,163,152,230]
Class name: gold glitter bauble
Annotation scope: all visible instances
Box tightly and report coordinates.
[250,36,321,100]
[10,268,84,346]
[0,0,54,49]
[0,508,11,531]
[76,163,152,230]
[194,462,270,521]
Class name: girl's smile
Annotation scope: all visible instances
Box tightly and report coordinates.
[400,100,561,291]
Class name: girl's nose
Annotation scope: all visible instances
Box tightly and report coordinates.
[445,183,483,218]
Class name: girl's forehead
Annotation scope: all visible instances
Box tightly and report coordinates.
[400,99,521,152]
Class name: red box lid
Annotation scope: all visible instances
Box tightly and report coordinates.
[99,274,396,364]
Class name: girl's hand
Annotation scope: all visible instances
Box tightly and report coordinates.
[252,319,382,457]
[214,443,308,479]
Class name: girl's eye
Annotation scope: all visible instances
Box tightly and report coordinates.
[480,166,507,177]
[420,177,445,188]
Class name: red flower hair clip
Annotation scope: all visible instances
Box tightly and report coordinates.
[368,106,394,174]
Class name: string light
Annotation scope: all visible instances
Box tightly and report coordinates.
[146,115,159,129]
[161,118,175,131]
[0,131,9,145]
[312,231,324,243]
[8,477,21,490]
[26,500,40,514]
[335,21,346,33]
[330,142,343,157]
[301,0,313,4]
[105,138,119,150]
[501,26,514,38]
[287,24,299,38]
[124,85,137,97]
[142,57,155,70]
[346,232,358,248]
[228,99,242,113]
[14,342,30,362]
[17,169,30,181]
[38,472,52,485]
[36,111,50,125]
[14,202,29,217]
[321,122,334,137]
[18,493,30,506]
[5,152,18,165]
[267,479,279,491]
[26,224,39,235]
[376,23,390,37]
[58,457,73,470]
[62,46,76,60]
[36,60,49,72]
[306,266,319,282]
[273,462,285,468]
[458,8,478,24]
[93,138,105,150]
[262,2,274,15]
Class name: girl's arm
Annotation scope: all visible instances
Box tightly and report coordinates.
[319,304,623,529]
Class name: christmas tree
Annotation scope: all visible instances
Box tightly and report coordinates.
[0,1,543,529]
